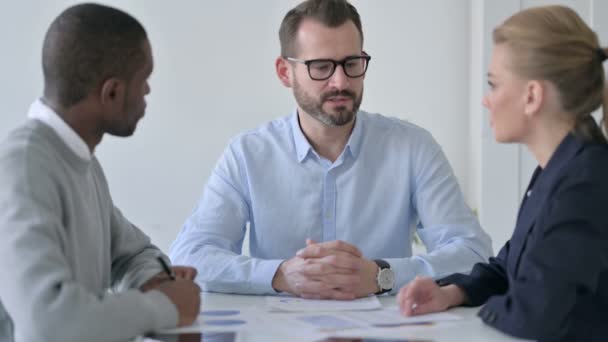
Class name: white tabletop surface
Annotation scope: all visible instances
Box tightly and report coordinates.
[143,292,533,342]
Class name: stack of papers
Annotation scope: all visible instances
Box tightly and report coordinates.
[265,295,382,312]
[156,296,462,338]
[342,306,462,327]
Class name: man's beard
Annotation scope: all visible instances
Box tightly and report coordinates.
[293,78,363,127]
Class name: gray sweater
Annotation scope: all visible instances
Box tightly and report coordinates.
[0,120,178,342]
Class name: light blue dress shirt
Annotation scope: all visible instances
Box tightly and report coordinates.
[170,111,492,295]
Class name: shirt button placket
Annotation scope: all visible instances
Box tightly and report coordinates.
[322,170,336,242]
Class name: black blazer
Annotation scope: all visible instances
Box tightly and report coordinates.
[440,134,608,342]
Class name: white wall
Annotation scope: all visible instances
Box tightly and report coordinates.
[470,0,522,254]
[0,1,472,253]
[3,1,605,254]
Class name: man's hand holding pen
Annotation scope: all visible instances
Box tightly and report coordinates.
[140,256,201,327]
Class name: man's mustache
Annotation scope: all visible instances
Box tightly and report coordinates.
[321,90,356,102]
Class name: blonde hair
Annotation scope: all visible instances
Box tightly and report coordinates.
[493,5,607,144]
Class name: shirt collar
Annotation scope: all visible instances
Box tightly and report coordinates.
[27,99,92,160]
[345,111,363,159]
[290,109,364,163]
[290,111,312,163]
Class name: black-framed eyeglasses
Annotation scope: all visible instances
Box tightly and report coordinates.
[284,54,371,81]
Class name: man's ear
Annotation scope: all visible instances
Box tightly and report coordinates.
[100,77,126,106]
[524,80,544,118]
[276,57,293,88]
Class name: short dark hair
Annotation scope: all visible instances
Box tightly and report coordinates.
[42,3,148,108]
[279,0,363,57]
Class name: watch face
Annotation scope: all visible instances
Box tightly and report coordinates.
[378,268,395,290]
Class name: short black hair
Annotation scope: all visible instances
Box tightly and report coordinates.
[279,0,363,57]
[42,3,148,108]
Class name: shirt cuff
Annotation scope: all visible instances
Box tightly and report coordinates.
[384,258,417,294]
[250,259,284,294]
[143,289,180,330]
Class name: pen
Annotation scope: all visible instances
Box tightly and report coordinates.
[372,321,435,328]
[373,321,434,328]
[157,256,175,280]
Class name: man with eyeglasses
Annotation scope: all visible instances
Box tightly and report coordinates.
[170,0,492,300]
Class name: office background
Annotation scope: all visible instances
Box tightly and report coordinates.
[1,0,606,254]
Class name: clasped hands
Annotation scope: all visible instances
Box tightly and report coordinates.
[272,239,379,300]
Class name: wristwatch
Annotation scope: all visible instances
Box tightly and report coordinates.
[374,259,395,295]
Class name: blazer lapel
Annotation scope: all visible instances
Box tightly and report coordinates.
[507,134,586,275]
[507,169,547,275]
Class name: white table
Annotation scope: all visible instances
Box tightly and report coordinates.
[146,292,533,342]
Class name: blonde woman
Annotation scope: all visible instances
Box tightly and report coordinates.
[397,5,608,341]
